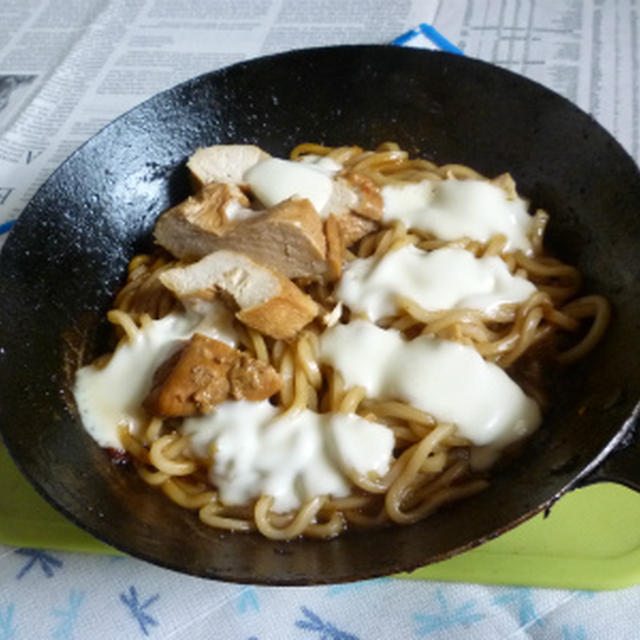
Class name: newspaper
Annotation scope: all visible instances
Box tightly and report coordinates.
[0,0,638,250]
[433,0,640,162]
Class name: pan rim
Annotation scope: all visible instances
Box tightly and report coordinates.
[1,44,639,584]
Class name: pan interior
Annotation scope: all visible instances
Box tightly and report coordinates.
[0,46,638,584]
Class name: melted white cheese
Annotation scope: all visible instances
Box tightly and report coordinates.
[223,198,261,222]
[297,153,343,175]
[382,179,534,253]
[74,308,237,449]
[318,320,541,448]
[338,245,536,321]
[182,402,394,512]
[244,157,334,213]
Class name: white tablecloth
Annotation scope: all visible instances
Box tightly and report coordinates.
[2,543,640,639]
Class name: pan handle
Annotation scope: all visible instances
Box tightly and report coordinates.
[577,413,640,491]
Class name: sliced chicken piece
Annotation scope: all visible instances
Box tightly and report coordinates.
[155,183,252,261]
[322,173,382,220]
[321,178,358,217]
[345,172,384,221]
[336,213,379,247]
[143,333,282,417]
[321,172,382,247]
[187,144,270,189]
[155,195,327,279]
[170,150,381,271]
[159,249,318,340]
[200,197,326,279]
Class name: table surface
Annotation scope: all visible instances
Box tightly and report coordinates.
[1,2,639,638]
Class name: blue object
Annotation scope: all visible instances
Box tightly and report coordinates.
[392,23,464,56]
[0,220,14,236]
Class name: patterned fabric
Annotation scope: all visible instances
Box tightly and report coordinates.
[1,543,639,639]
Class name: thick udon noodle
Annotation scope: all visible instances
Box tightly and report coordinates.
[105,143,609,540]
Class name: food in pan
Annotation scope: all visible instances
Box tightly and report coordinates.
[73,142,610,540]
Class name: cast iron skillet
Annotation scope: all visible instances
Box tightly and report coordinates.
[0,46,639,584]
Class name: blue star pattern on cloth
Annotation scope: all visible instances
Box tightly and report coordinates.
[0,545,632,640]
[51,590,86,639]
[0,605,15,640]
[119,586,160,636]
[14,549,63,579]
[562,625,588,640]
[413,589,484,636]
[295,606,360,640]
[492,587,543,628]
[237,586,260,613]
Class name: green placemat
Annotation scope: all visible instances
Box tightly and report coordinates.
[0,443,118,555]
[3,442,640,589]
[400,481,640,589]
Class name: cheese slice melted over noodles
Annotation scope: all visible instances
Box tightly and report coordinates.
[183,401,394,512]
[318,319,541,448]
[382,179,534,253]
[338,244,536,321]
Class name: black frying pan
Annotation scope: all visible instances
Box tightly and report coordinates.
[0,46,639,585]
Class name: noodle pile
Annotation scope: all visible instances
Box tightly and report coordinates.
[101,143,609,540]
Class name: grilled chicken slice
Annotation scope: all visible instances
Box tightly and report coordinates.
[187,144,270,189]
[214,197,327,278]
[159,249,319,340]
[143,333,282,417]
[322,173,382,246]
[155,194,327,279]
[154,182,252,261]
[158,146,383,279]
[335,212,379,248]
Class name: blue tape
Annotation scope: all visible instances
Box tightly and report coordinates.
[419,23,464,55]
[392,23,464,56]
[391,27,421,47]
[0,220,15,235]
